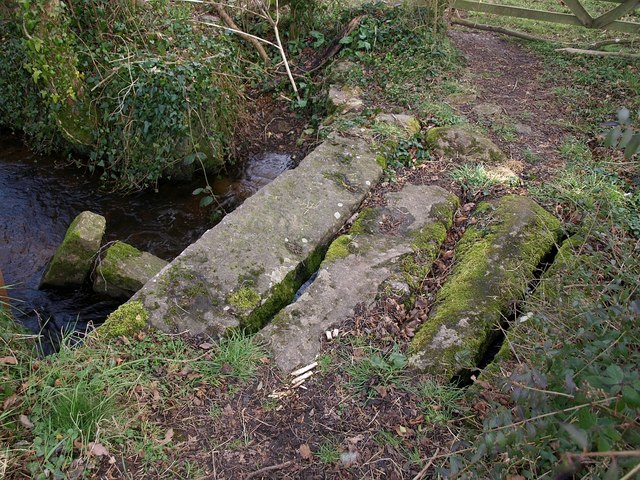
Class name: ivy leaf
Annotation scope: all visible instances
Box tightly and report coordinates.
[199,196,214,207]
[617,107,630,124]
[183,154,196,166]
[192,188,204,195]
[621,385,640,408]
[339,36,353,45]
[604,126,622,148]
[623,133,640,159]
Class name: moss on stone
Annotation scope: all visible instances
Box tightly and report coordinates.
[97,241,143,291]
[41,211,106,287]
[99,301,148,339]
[323,235,353,263]
[349,208,379,236]
[410,195,562,377]
[239,244,327,333]
[228,287,261,312]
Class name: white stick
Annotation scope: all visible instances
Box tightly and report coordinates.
[290,370,314,385]
[290,362,318,378]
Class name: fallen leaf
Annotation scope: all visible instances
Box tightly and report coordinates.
[158,428,174,446]
[199,342,214,350]
[0,356,18,365]
[2,394,19,411]
[87,442,109,457]
[108,456,117,465]
[299,444,312,460]
[19,414,34,429]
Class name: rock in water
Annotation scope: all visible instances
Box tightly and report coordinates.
[93,241,168,299]
[40,211,106,288]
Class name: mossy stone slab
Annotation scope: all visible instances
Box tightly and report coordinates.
[409,195,562,378]
[259,185,459,372]
[40,211,106,288]
[94,241,168,299]
[131,128,383,337]
[426,126,506,164]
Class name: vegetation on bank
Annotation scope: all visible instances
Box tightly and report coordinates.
[1,0,639,479]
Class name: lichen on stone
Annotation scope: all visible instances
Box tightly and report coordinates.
[99,300,149,339]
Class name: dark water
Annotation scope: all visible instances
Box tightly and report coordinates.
[0,131,293,349]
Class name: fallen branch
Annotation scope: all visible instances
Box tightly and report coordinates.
[556,47,640,59]
[245,460,293,479]
[451,18,565,45]
[588,38,634,49]
[213,3,270,64]
[299,15,365,74]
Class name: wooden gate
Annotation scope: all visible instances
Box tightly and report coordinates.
[452,0,640,33]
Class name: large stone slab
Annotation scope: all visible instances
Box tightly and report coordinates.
[259,185,459,372]
[40,211,106,288]
[130,129,383,337]
[409,195,562,378]
[93,241,168,299]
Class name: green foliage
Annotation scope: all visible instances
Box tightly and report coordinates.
[605,107,640,159]
[346,345,407,400]
[447,234,640,478]
[4,0,250,190]
[193,331,266,382]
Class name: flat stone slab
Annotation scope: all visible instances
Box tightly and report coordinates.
[259,185,459,372]
[41,211,106,288]
[130,129,383,337]
[409,195,562,378]
[94,241,168,299]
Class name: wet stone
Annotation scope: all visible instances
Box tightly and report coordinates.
[40,211,106,288]
[259,185,459,372]
[94,241,168,299]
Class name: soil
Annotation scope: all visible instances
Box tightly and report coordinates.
[98,28,577,480]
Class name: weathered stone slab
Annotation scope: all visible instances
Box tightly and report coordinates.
[93,241,168,299]
[327,85,364,114]
[130,129,383,337]
[426,126,505,164]
[259,185,459,372]
[40,211,106,288]
[409,195,562,378]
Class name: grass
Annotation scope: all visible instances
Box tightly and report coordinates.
[345,345,408,400]
[0,328,266,478]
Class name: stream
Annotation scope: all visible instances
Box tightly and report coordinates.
[0,131,293,352]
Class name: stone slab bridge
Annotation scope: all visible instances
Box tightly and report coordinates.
[102,114,563,380]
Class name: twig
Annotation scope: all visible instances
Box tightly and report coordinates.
[556,47,640,59]
[213,3,270,64]
[412,448,441,480]
[451,18,565,45]
[245,460,293,479]
[566,450,640,459]
[620,461,640,480]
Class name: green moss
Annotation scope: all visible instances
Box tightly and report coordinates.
[349,208,379,236]
[239,244,326,333]
[99,301,148,339]
[323,235,353,263]
[410,195,562,377]
[228,287,261,312]
[96,241,144,292]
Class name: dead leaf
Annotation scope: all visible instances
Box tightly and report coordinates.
[19,414,34,429]
[347,434,364,445]
[193,397,203,406]
[299,444,312,460]
[158,428,174,446]
[199,342,214,350]
[87,442,109,457]
[2,394,19,411]
[0,356,18,365]
[108,456,117,465]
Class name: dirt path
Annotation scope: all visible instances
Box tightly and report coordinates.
[447,29,569,175]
